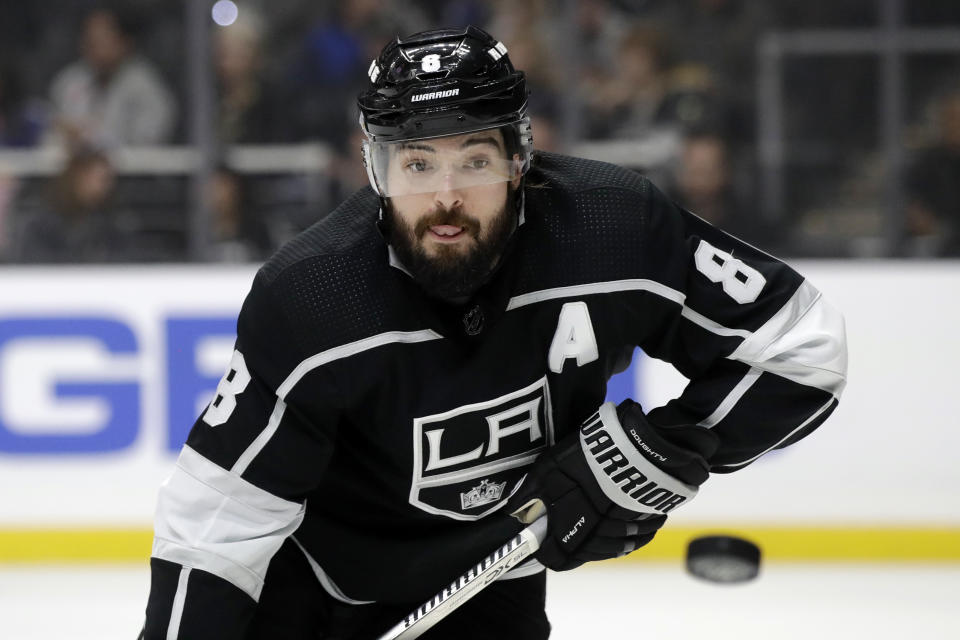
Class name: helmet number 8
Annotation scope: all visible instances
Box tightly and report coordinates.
[421,54,442,72]
[694,240,766,304]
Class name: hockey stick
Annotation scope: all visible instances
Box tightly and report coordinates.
[377,500,548,640]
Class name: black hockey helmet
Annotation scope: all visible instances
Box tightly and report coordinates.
[358,26,533,197]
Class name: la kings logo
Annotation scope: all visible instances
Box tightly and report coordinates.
[410,377,554,520]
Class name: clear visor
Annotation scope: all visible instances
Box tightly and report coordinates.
[363,132,523,197]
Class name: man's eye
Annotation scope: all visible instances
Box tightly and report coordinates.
[406,160,429,173]
[465,158,490,170]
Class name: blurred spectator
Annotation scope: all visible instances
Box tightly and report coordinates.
[502,34,562,119]
[311,125,373,230]
[654,0,773,143]
[413,0,490,26]
[487,0,560,46]
[655,0,771,99]
[333,127,373,198]
[0,64,44,147]
[575,0,628,72]
[0,171,18,260]
[213,9,288,144]
[13,147,130,263]
[670,131,773,248]
[905,89,960,256]
[530,114,561,154]
[774,0,878,28]
[206,165,272,263]
[289,1,423,145]
[584,24,716,141]
[47,5,176,149]
[485,0,564,140]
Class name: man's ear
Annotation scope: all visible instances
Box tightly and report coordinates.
[511,153,522,189]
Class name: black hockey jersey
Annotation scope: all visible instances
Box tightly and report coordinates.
[143,153,846,638]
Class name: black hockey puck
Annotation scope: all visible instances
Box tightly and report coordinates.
[685,535,761,584]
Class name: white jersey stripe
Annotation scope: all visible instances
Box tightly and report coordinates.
[291,536,375,605]
[506,279,752,339]
[278,330,443,399]
[715,397,836,470]
[165,567,191,640]
[728,281,847,396]
[506,279,844,396]
[232,398,287,476]
[506,279,685,310]
[152,446,305,601]
[697,367,763,429]
[681,306,752,339]
[230,330,443,475]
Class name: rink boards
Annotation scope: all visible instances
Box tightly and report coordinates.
[0,262,958,562]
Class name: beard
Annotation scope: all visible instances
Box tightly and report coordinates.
[384,189,517,301]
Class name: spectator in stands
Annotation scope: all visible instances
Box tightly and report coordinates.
[0,64,44,147]
[655,0,772,144]
[583,24,682,140]
[47,5,176,149]
[655,0,771,100]
[905,89,960,256]
[289,1,421,146]
[670,131,773,248]
[0,171,18,261]
[206,165,272,263]
[13,147,130,263]
[575,0,628,72]
[213,9,287,144]
[0,63,39,259]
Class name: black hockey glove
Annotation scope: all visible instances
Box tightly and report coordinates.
[509,399,719,571]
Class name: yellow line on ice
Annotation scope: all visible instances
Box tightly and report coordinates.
[0,529,153,563]
[1,526,958,563]
[621,526,960,563]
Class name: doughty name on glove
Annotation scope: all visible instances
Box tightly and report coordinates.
[579,403,698,515]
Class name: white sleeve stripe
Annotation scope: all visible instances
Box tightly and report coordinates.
[152,446,305,601]
[152,539,265,601]
[178,445,303,514]
[231,398,286,476]
[507,279,685,310]
[715,397,835,470]
[697,367,763,429]
[680,306,753,339]
[730,280,821,362]
[290,536,375,605]
[277,330,443,399]
[165,566,190,640]
[728,282,847,395]
[505,279,754,339]
[233,330,442,475]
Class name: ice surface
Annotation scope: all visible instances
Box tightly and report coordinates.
[0,563,958,639]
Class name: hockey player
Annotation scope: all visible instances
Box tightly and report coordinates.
[141,26,846,639]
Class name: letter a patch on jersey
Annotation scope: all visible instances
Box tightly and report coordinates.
[548,302,599,373]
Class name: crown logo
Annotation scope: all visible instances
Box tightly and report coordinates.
[460,479,507,510]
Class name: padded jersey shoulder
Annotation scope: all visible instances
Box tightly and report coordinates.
[516,152,662,295]
[241,187,420,362]
[259,186,382,284]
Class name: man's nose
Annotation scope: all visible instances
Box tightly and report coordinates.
[433,174,464,210]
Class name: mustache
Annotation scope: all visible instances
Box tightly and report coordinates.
[413,205,482,238]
